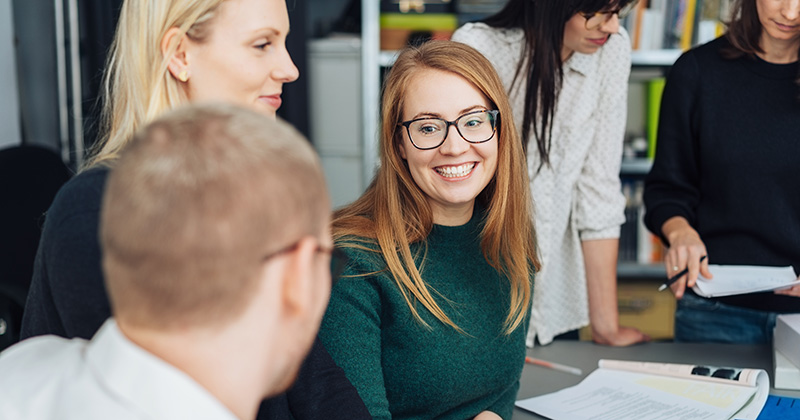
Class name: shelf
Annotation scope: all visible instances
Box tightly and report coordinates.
[381,48,682,68]
[630,49,682,67]
[620,158,652,176]
[617,262,665,280]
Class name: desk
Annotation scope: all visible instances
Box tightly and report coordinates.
[512,341,800,419]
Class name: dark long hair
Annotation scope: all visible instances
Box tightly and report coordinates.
[723,0,800,86]
[483,0,636,166]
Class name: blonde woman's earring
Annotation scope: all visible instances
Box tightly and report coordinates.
[178,70,189,82]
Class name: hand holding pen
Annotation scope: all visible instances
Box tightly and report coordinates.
[659,217,713,299]
[659,255,707,292]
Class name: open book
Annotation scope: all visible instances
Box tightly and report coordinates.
[516,359,770,420]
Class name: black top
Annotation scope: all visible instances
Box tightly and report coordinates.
[21,166,370,420]
[644,36,800,312]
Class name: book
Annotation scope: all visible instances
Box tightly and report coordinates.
[516,359,770,420]
[680,0,699,50]
[692,265,800,298]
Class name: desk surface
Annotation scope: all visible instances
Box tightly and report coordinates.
[512,341,800,419]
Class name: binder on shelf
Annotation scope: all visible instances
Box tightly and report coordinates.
[679,0,699,50]
[646,78,666,160]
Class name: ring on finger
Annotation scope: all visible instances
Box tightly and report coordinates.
[672,266,680,272]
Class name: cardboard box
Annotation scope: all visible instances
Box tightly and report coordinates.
[580,280,676,341]
[775,314,800,370]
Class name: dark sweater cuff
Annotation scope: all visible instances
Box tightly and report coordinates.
[645,204,694,247]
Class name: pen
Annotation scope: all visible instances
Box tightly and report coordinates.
[658,255,708,292]
[525,357,583,376]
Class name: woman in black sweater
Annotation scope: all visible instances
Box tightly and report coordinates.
[644,0,800,343]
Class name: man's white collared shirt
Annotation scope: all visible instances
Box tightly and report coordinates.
[0,319,239,420]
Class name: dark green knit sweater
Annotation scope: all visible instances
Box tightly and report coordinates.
[319,212,530,420]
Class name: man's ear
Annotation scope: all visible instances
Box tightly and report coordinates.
[162,27,190,82]
[278,236,318,319]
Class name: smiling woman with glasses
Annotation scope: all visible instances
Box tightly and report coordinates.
[319,41,540,420]
[453,0,649,347]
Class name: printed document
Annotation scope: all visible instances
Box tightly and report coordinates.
[516,360,770,420]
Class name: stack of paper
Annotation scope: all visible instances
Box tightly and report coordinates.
[774,314,800,390]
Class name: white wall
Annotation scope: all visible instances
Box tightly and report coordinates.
[0,0,21,148]
[308,37,364,209]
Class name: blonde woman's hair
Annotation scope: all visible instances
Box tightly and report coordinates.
[83,0,226,170]
[102,103,330,329]
[333,41,540,334]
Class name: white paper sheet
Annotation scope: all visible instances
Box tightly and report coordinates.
[692,265,799,298]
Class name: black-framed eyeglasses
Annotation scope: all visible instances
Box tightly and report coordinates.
[262,240,346,285]
[398,109,499,150]
[581,2,637,30]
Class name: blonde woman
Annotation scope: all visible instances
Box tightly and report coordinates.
[319,41,540,420]
[21,0,370,418]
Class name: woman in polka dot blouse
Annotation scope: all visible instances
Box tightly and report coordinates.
[453,0,649,347]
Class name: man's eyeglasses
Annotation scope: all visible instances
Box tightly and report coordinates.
[262,240,348,285]
[581,2,637,30]
[398,109,499,150]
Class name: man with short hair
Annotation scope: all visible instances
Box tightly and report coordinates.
[0,104,333,420]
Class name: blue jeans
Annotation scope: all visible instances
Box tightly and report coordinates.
[674,293,778,344]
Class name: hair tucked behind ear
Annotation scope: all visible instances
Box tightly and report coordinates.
[482,0,638,166]
[333,41,540,335]
[83,0,225,171]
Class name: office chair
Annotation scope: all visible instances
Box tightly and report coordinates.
[0,145,71,350]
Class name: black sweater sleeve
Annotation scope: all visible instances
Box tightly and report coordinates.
[21,167,111,340]
[643,48,703,244]
[285,337,372,420]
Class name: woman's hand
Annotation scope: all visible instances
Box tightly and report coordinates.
[473,411,502,420]
[661,217,712,299]
[775,282,800,297]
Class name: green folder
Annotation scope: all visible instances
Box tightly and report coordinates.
[646,78,666,160]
